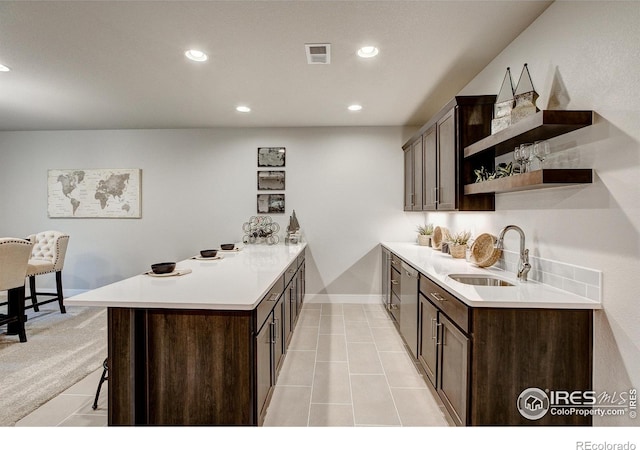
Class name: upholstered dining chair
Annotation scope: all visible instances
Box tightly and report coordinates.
[25,231,69,314]
[0,238,34,342]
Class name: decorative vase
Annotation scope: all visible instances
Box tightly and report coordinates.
[450,244,467,259]
[418,234,431,246]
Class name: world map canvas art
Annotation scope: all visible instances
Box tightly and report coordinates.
[47,168,141,218]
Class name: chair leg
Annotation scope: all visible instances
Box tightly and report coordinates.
[92,358,108,410]
[28,276,39,312]
[8,286,27,343]
[56,271,66,314]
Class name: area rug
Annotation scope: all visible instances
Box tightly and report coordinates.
[0,302,107,426]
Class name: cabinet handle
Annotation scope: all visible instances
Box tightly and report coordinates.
[429,292,446,303]
[274,318,279,341]
[441,324,446,346]
[270,320,276,344]
[268,292,279,302]
[436,323,443,346]
[391,259,399,266]
[391,279,399,285]
[390,304,398,310]
[431,318,437,340]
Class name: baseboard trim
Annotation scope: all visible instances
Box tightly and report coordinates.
[304,294,384,304]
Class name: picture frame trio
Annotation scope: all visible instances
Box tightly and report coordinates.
[257,147,285,214]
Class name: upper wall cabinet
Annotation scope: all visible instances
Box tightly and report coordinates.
[404,136,424,211]
[403,95,496,212]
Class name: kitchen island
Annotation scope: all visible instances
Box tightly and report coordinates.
[67,243,307,426]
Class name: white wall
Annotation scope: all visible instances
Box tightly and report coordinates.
[0,126,417,300]
[424,1,639,425]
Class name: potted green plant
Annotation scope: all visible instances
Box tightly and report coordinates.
[416,223,434,246]
[448,230,471,259]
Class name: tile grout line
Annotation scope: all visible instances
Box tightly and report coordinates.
[367,304,404,427]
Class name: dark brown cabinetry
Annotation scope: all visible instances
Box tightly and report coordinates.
[389,253,402,323]
[416,274,593,426]
[404,136,424,211]
[402,95,496,212]
[107,250,306,426]
[256,290,285,421]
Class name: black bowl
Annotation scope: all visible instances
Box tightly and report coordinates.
[220,244,235,251]
[200,249,218,258]
[151,262,176,274]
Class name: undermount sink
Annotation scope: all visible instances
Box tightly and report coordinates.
[448,274,515,287]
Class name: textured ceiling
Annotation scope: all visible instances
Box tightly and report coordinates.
[0,1,552,131]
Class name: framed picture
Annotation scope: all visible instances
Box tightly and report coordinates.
[47,168,141,218]
[258,147,286,167]
[257,171,285,190]
[257,194,285,214]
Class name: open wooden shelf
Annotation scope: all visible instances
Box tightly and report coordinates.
[464,110,593,159]
[464,169,593,195]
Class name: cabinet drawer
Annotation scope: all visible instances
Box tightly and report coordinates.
[256,275,284,329]
[390,265,401,297]
[420,275,469,334]
[297,252,305,268]
[284,261,298,286]
[390,253,402,270]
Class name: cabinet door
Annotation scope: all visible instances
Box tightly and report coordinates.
[299,261,305,304]
[437,107,457,211]
[381,248,391,308]
[438,314,469,426]
[418,295,438,386]
[256,316,273,419]
[411,137,423,211]
[422,125,438,210]
[403,147,413,211]
[274,299,285,377]
[284,282,293,347]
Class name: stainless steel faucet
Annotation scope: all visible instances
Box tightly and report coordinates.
[495,225,531,282]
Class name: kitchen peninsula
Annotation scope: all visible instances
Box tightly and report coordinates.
[67,243,307,426]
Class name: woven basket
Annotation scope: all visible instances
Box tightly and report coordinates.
[432,226,449,251]
[470,233,502,267]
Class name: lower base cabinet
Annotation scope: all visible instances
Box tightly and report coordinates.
[417,273,593,426]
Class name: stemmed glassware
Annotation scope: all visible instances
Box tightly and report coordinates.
[514,144,534,173]
[533,140,550,169]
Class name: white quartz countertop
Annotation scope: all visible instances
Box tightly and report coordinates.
[66,243,307,311]
[382,242,601,310]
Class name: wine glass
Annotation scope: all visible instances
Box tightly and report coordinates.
[519,143,534,173]
[514,146,525,173]
[533,140,550,169]
[517,144,533,173]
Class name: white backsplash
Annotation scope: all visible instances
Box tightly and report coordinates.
[494,249,602,302]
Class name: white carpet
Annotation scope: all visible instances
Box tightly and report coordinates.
[0,302,107,426]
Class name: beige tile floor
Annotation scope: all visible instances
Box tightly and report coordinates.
[263,302,451,426]
[14,302,451,427]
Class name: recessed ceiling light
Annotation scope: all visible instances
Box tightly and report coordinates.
[185,49,208,62]
[236,106,251,113]
[357,46,379,58]
[348,104,363,112]
[0,64,10,72]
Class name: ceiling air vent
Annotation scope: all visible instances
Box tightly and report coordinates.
[305,43,331,64]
